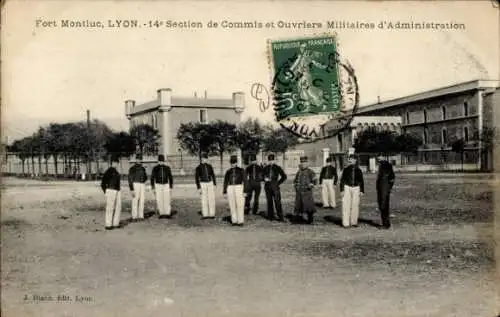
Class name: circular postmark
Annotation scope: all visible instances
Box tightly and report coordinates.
[270,44,359,142]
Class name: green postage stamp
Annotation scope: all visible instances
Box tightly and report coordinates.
[268,34,359,141]
[270,35,342,120]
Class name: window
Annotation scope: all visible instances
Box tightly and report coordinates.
[441,128,447,144]
[337,133,343,152]
[464,126,469,141]
[406,112,410,124]
[463,102,469,117]
[423,128,428,144]
[199,109,208,124]
[423,109,427,123]
[152,114,158,129]
[441,106,447,120]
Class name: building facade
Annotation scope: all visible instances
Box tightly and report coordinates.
[125,89,245,159]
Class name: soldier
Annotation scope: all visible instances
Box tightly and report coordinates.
[244,154,263,215]
[128,154,148,222]
[151,154,174,219]
[263,154,287,221]
[339,154,365,228]
[195,153,217,219]
[101,156,122,230]
[293,156,317,224]
[319,157,338,208]
[376,154,395,229]
[223,155,247,226]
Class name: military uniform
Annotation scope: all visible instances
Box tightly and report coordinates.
[195,154,217,218]
[293,156,317,224]
[319,158,338,208]
[128,155,148,221]
[263,154,287,221]
[339,155,364,227]
[101,159,122,230]
[244,155,263,215]
[151,155,174,219]
[376,158,395,229]
[223,155,247,225]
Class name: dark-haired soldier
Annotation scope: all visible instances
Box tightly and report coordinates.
[101,156,122,230]
[244,155,263,215]
[151,154,174,219]
[223,155,247,226]
[339,154,364,228]
[128,154,147,222]
[293,156,317,224]
[195,153,217,219]
[319,157,338,208]
[263,154,287,221]
[376,154,395,229]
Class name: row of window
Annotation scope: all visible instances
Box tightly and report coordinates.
[422,126,470,144]
[406,102,469,124]
[130,109,210,128]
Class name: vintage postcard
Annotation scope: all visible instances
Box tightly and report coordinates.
[1,1,499,317]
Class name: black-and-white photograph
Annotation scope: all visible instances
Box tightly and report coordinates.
[1,1,499,316]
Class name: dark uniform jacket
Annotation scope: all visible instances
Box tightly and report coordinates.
[319,165,338,185]
[294,167,316,192]
[195,163,216,189]
[376,161,395,190]
[128,163,147,191]
[245,164,264,184]
[340,165,365,193]
[223,167,247,194]
[151,164,173,189]
[101,167,121,192]
[263,164,287,186]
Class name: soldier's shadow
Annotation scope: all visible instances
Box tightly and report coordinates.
[323,215,380,228]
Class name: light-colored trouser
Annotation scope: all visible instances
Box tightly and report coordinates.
[131,182,146,219]
[321,179,336,207]
[155,184,171,216]
[227,184,245,224]
[200,182,216,217]
[342,185,360,227]
[105,189,122,227]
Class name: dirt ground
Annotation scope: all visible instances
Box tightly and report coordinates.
[1,174,499,317]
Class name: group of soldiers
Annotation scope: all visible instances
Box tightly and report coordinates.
[100,152,395,230]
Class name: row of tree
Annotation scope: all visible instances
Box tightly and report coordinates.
[7,121,159,176]
[6,118,300,177]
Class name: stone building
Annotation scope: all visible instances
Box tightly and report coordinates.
[125,88,245,159]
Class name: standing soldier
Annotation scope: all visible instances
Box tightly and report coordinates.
[263,154,287,221]
[339,154,364,228]
[128,154,148,222]
[376,154,395,229]
[223,155,247,226]
[195,153,217,219]
[319,157,338,209]
[293,156,317,224]
[101,156,122,230]
[244,154,263,215]
[151,154,174,219]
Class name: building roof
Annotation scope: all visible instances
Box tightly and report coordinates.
[358,79,500,114]
[129,96,237,116]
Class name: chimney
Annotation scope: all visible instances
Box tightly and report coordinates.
[377,95,381,104]
[204,90,207,99]
[125,100,135,119]
[232,91,245,113]
[157,88,172,110]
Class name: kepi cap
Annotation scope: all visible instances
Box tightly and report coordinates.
[158,154,165,162]
[267,154,275,161]
[300,156,308,163]
[230,155,238,164]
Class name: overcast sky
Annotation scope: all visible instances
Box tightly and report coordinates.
[2,0,498,142]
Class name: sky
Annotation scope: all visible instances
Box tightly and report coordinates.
[2,0,499,142]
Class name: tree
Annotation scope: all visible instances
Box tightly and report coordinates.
[394,133,423,154]
[9,139,29,175]
[236,118,267,163]
[476,127,496,171]
[177,122,217,160]
[209,120,239,174]
[450,138,466,171]
[261,127,300,160]
[130,124,160,156]
[353,128,398,155]
[104,131,136,163]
